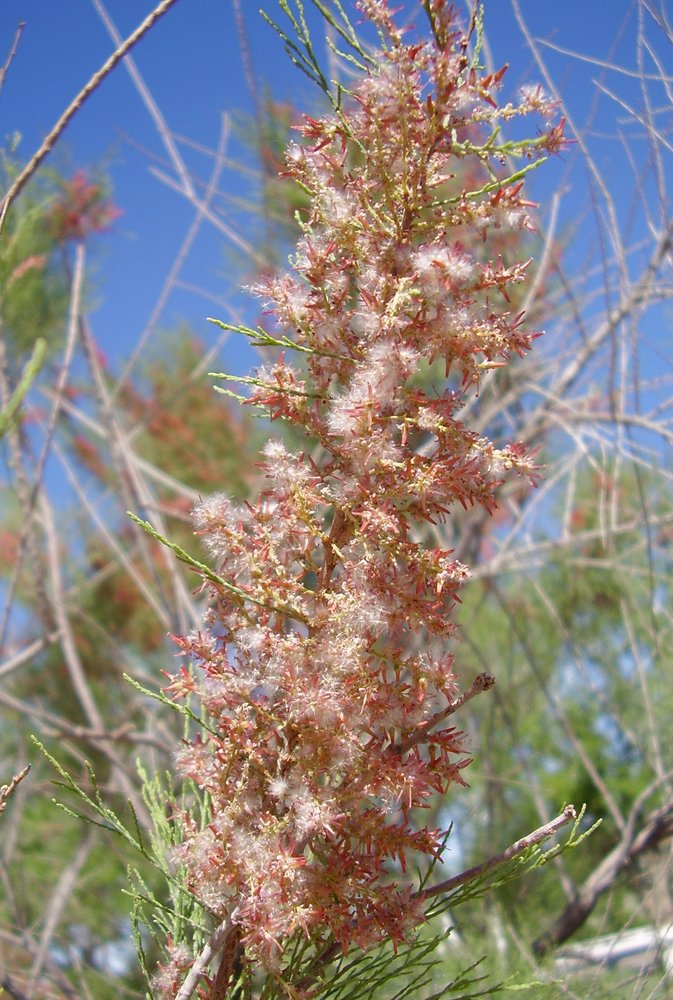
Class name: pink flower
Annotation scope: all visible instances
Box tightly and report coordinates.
[157,2,559,992]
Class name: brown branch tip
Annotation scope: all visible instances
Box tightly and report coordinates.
[420,804,577,899]
[0,764,30,814]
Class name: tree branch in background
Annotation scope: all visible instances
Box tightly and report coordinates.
[533,785,673,957]
[0,764,30,816]
[421,806,578,900]
[27,828,97,994]
[0,21,25,93]
[0,0,181,233]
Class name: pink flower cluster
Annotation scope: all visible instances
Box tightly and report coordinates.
[159,0,562,991]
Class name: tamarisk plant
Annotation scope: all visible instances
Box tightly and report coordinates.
[148,1,573,996]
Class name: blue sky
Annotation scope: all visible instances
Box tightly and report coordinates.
[0,1,657,385]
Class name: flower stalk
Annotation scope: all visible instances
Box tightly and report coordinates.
[152,2,567,995]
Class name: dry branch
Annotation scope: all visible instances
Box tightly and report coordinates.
[533,792,673,956]
[0,0,181,232]
[0,21,24,92]
[0,765,30,816]
[421,805,578,900]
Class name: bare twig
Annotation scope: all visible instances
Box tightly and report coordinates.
[396,672,496,754]
[0,930,80,1000]
[536,36,673,81]
[148,165,267,268]
[40,386,201,503]
[78,315,201,637]
[0,240,85,652]
[175,919,232,1000]
[111,110,231,399]
[533,788,673,956]
[0,765,30,815]
[39,488,151,826]
[90,0,194,201]
[52,438,173,630]
[0,0,181,233]
[0,21,25,92]
[28,829,96,993]
[420,805,578,900]
[209,926,242,1000]
[231,0,261,124]
[39,721,170,753]
[490,580,627,834]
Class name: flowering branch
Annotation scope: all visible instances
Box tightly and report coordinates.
[145,2,568,996]
[290,805,580,995]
